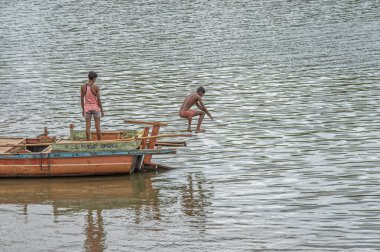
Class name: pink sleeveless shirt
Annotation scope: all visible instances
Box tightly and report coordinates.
[84,84,100,113]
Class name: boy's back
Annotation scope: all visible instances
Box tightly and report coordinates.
[179,92,200,112]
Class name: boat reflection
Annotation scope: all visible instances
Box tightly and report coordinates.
[0,172,213,251]
[0,174,159,251]
[0,174,160,211]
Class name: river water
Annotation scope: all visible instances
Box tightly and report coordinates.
[0,0,380,251]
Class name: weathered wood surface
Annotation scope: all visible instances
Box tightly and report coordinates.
[124,120,168,126]
[52,140,141,152]
[156,141,187,147]
[0,147,176,177]
[0,138,25,154]
[70,129,143,141]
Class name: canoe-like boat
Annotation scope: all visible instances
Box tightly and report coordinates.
[0,120,189,177]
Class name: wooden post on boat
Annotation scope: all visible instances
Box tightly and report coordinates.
[69,124,75,140]
[140,127,150,149]
[124,120,169,169]
[143,122,161,166]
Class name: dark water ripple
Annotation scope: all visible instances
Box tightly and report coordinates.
[1,0,380,251]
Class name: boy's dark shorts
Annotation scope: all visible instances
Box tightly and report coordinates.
[84,110,101,118]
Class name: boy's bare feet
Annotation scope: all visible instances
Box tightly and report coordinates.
[195,129,206,133]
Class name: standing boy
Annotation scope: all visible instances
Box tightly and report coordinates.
[179,86,213,133]
[80,71,104,141]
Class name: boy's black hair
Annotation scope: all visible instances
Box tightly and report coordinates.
[197,86,205,94]
[88,71,98,80]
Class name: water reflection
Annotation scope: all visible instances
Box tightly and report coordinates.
[84,210,105,252]
[0,172,213,251]
[179,172,213,237]
[0,174,159,251]
[0,174,159,210]
[181,173,211,217]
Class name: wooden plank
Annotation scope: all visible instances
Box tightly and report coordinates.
[156,140,187,145]
[42,146,53,153]
[52,141,141,152]
[70,129,144,141]
[0,138,25,154]
[7,146,24,154]
[156,141,187,147]
[144,123,161,164]
[124,120,168,126]
[140,127,150,149]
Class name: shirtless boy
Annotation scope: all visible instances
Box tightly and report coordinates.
[179,86,213,133]
[80,71,104,141]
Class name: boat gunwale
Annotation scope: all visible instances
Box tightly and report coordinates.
[0,149,176,159]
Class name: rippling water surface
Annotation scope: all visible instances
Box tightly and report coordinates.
[1,0,380,251]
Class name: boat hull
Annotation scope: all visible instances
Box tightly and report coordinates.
[0,149,174,177]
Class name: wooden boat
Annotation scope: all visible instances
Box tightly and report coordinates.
[0,120,190,177]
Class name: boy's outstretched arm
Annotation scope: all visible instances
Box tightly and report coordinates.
[197,99,213,120]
